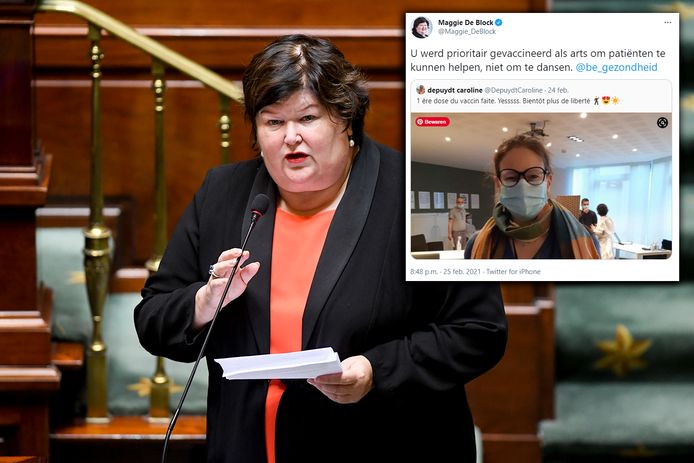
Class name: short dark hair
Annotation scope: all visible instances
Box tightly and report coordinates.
[242,34,370,151]
[413,17,428,28]
[581,198,590,204]
[493,134,552,175]
[597,203,608,216]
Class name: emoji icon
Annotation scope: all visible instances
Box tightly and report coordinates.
[602,96,611,105]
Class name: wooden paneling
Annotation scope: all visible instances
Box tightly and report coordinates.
[0,403,51,459]
[0,374,60,460]
[0,210,38,310]
[35,81,403,264]
[0,5,57,463]
[0,458,41,463]
[482,434,542,463]
[466,301,554,463]
[35,0,546,28]
[502,282,554,305]
[0,8,50,334]
[34,32,405,76]
[0,367,60,394]
[555,195,580,219]
[0,25,33,166]
[50,415,206,463]
[51,342,84,371]
[51,415,205,441]
[0,288,52,365]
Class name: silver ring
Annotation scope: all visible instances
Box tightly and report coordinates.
[208,264,221,279]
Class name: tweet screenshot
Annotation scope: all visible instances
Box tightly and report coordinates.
[405,13,679,282]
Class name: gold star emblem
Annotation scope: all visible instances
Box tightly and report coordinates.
[68,271,86,284]
[127,377,184,397]
[594,324,652,377]
[683,93,694,112]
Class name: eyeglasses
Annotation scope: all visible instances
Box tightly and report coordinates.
[497,167,548,187]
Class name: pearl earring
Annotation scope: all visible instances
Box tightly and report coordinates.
[260,151,264,158]
[348,136,355,148]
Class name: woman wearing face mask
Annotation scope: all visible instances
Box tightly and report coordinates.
[465,134,599,259]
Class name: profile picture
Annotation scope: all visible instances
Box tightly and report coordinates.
[412,17,431,39]
[416,84,426,95]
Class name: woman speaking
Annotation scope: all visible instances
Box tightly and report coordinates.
[134,35,507,462]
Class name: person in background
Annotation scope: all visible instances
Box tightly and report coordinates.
[465,134,599,259]
[134,34,507,463]
[448,196,467,250]
[412,17,430,38]
[578,197,598,229]
[578,197,599,252]
[593,203,616,259]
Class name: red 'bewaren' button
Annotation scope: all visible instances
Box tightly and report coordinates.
[415,117,450,127]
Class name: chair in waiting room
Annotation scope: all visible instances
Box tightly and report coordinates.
[427,241,444,251]
[411,234,429,252]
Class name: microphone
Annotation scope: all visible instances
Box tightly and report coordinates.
[160,193,270,463]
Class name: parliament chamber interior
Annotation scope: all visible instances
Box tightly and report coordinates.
[1,0,693,462]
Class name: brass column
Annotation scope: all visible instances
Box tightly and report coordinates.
[146,59,171,421]
[84,23,111,423]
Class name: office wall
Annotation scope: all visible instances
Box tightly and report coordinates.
[549,167,571,199]
[411,161,495,246]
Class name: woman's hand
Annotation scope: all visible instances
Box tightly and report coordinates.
[307,355,374,404]
[193,249,260,330]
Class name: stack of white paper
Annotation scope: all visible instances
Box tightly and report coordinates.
[215,347,342,380]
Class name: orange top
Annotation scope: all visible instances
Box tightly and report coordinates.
[265,207,335,463]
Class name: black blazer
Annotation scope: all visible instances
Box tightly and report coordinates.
[134,136,507,462]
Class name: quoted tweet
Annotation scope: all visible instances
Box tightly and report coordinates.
[405,13,679,282]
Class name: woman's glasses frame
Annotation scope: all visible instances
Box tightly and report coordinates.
[496,166,548,187]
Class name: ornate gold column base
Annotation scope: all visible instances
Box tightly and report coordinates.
[148,356,170,423]
[86,346,110,423]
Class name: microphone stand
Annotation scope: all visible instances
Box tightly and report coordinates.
[160,209,263,463]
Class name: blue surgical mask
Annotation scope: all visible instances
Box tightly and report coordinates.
[499,179,548,222]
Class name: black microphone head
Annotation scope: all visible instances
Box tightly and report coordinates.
[250,194,270,218]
